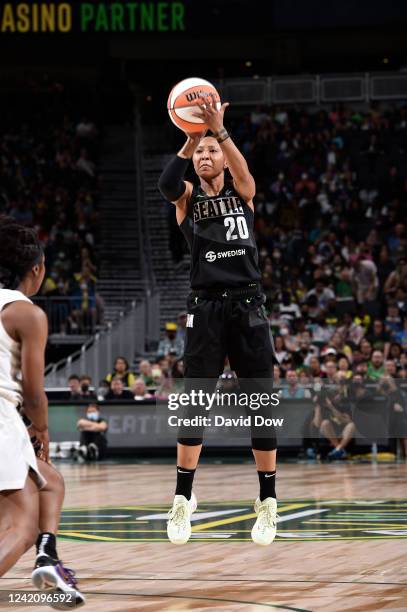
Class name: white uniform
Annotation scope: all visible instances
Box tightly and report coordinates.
[0,289,46,491]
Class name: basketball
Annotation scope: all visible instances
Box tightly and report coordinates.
[167,77,221,133]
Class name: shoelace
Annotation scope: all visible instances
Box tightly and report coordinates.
[56,562,78,588]
[168,502,188,527]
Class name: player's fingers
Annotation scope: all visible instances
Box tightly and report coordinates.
[221,102,230,113]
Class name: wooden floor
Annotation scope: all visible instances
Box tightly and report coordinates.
[2,462,407,611]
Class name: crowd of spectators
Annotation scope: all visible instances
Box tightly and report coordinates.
[1,77,102,333]
[224,104,407,381]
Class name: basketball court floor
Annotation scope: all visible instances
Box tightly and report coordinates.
[2,461,407,611]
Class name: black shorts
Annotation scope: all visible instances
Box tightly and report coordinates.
[184,286,276,380]
[179,285,277,450]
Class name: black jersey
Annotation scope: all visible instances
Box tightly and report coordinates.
[179,183,261,289]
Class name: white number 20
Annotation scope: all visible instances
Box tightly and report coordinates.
[224,216,249,241]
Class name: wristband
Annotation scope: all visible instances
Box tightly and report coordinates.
[214,128,230,143]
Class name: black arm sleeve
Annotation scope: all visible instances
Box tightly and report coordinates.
[158,155,190,202]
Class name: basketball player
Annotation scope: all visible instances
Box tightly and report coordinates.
[0,216,84,607]
[158,95,278,545]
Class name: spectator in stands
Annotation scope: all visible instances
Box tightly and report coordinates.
[68,375,82,400]
[352,257,379,304]
[96,379,110,401]
[309,356,322,379]
[360,339,373,362]
[366,319,391,357]
[367,350,385,380]
[315,372,356,460]
[176,312,188,346]
[274,336,288,364]
[384,360,398,378]
[106,357,136,387]
[281,370,311,399]
[338,313,365,346]
[139,359,154,387]
[70,265,98,333]
[306,280,335,310]
[377,376,407,457]
[323,360,338,384]
[104,376,134,401]
[79,375,97,400]
[75,402,108,461]
[384,257,407,296]
[385,304,403,336]
[338,356,353,379]
[131,379,154,401]
[273,365,281,387]
[394,317,407,349]
[157,322,183,357]
[278,291,301,322]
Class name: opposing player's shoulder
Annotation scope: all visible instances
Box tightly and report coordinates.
[2,300,47,342]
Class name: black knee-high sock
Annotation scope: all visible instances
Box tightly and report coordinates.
[175,466,196,500]
[257,470,276,501]
[36,532,58,560]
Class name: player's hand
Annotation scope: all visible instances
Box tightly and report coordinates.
[179,129,207,159]
[192,94,230,135]
[29,425,50,463]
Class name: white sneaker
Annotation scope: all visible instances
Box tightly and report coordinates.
[32,558,85,609]
[167,492,197,545]
[251,497,277,546]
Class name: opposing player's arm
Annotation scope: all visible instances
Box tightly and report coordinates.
[4,302,49,431]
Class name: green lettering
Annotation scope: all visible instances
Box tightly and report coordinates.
[157,3,168,31]
[126,3,138,31]
[172,2,185,31]
[140,2,154,30]
[81,3,94,31]
[110,3,124,31]
[95,4,109,31]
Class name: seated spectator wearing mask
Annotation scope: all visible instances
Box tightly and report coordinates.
[76,403,108,461]
[105,376,134,401]
[79,375,97,400]
[106,356,136,388]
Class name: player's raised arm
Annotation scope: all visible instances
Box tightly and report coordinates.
[192,95,256,204]
[158,132,205,207]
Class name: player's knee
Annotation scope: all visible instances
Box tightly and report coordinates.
[52,468,65,496]
[251,437,277,451]
[177,437,203,446]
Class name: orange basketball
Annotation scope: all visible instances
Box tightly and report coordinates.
[167,77,221,133]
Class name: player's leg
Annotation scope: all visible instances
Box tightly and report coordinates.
[168,295,226,544]
[31,460,85,608]
[228,293,278,545]
[0,473,39,576]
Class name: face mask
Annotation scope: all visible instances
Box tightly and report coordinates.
[87,412,99,422]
